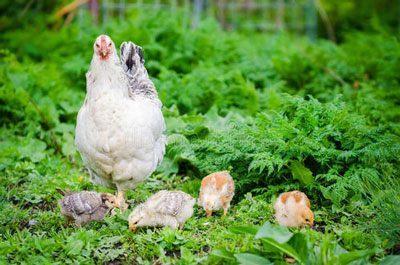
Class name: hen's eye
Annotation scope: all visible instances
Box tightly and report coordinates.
[108,43,112,47]
[96,43,100,48]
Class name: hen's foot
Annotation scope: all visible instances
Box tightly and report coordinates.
[116,191,129,214]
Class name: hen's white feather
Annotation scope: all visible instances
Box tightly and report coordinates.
[75,37,166,193]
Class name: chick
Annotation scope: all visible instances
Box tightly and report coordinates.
[198,170,235,217]
[128,190,196,232]
[56,187,118,228]
[273,190,314,228]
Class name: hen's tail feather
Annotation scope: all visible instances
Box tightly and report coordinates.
[120,41,145,76]
[120,41,135,74]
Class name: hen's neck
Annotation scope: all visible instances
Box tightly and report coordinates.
[86,55,129,99]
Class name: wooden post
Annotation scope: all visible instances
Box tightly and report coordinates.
[305,0,317,41]
[275,0,285,31]
[192,0,204,29]
[102,0,108,26]
[119,0,125,20]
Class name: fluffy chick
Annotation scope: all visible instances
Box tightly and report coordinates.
[128,190,196,232]
[198,170,235,217]
[273,190,314,228]
[56,187,118,228]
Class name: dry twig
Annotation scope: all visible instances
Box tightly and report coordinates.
[297,43,346,86]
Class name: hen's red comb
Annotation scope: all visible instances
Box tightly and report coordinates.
[101,36,106,47]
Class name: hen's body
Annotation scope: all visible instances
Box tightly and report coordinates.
[75,36,166,211]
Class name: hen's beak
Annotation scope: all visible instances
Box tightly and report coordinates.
[129,223,137,232]
[101,49,108,57]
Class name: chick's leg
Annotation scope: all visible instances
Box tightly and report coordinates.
[223,207,228,216]
[223,201,230,216]
[116,190,128,214]
[206,210,212,218]
[64,218,70,228]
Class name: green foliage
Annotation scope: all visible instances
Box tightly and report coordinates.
[189,95,400,206]
[361,176,400,245]
[211,221,379,265]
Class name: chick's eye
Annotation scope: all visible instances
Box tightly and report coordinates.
[305,219,309,222]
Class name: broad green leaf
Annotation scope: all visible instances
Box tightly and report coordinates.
[157,156,179,176]
[289,233,310,262]
[288,160,314,184]
[18,139,47,162]
[66,240,83,256]
[180,246,195,263]
[229,225,259,235]
[338,248,377,265]
[61,132,77,156]
[260,238,303,264]
[210,248,236,261]
[255,222,293,244]
[379,255,400,265]
[234,253,272,265]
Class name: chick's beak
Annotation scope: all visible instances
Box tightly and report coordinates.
[129,223,137,232]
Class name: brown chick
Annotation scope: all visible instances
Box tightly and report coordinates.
[199,170,235,217]
[128,190,196,232]
[273,190,314,228]
[56,187,118,228]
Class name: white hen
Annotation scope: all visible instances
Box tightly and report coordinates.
[75,35,166,213]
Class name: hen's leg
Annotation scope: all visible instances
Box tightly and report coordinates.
[116,190,129,214]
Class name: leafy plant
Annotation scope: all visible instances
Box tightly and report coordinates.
[211,222,378,265]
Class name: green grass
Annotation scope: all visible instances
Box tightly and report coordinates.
[0,158,393,264]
